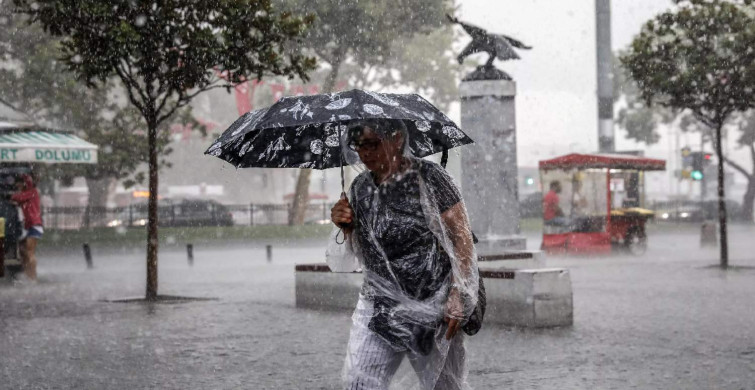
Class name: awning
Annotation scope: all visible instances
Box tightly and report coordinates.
[0,128,98,164]
[539,153,665,171]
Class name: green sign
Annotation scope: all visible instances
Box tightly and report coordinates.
[0,147,97,163]
[0,148,19,161]
[35,149,92,162]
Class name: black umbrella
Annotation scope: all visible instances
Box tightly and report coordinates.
[205,89,473,190]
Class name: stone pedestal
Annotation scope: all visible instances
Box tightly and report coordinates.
[460,78,525,252]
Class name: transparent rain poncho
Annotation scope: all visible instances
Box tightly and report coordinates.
[326,119,479,389]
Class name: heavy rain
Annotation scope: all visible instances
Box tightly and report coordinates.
[1,1,754,389]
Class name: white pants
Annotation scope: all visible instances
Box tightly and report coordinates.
[343,296,468,390]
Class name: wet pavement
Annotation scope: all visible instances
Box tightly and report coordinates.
[1,226,755,389]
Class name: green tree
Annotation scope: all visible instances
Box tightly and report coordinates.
[621,0,755,268]
[279,0,456,225]
[13,0,316,300]
[617,49,755,224]
[0,8,196,227]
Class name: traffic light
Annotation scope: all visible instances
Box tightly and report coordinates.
[689,152,712,181]
[524,176,535,186]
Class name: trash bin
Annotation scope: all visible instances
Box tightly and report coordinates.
[0,217,4,278]
[700,221,717,247]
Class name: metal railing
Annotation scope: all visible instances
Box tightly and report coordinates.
[42,202,333,230]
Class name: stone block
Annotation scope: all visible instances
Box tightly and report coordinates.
[295,261,573,329]
[482,267,573,328]
[478,250,545,269]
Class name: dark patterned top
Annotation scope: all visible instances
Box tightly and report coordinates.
[350,158,462,353]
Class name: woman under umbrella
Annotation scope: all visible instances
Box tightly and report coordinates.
[206,90,480,389]
[331,119,478,389]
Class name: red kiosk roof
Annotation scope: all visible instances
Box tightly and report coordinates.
[539,153,666,171]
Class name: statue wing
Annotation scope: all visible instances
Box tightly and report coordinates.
[452,19,489,40]
[493,36,520,61]
[500,34,532,50]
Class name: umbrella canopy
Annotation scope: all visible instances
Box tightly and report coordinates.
[205,89,473,170]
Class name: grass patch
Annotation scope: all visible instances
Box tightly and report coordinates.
[40,225,333,250]
[518,218,543,233]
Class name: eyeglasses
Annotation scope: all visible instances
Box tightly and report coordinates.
[348,139,382,152]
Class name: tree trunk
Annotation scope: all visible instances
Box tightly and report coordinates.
[146,115,159,300]
[742,178,755,223]
[84,177,111,228]
[714,123,728,268]
[289,51,344,225]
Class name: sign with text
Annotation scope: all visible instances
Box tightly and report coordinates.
[0,147,98,163]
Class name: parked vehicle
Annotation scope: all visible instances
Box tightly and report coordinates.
[652,200,743,222]
[108,199,234,228]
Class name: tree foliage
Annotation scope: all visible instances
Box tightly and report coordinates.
[12,0,317,299]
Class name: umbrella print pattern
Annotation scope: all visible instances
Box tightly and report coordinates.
[205,89,473,170]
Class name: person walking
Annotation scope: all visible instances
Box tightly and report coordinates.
[11,174,42,281]
[331,119,479,390]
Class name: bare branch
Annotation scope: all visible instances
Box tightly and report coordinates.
[114,66,145,113]
[692,109,716,129]
[722,155,752,179]
[154,86,175,120]
[116,59,149,105]
[155,103,181,127]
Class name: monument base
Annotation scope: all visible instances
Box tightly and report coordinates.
[475,236,527,256]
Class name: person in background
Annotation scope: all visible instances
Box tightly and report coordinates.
[543,180,569,226]
[11,174,42,281]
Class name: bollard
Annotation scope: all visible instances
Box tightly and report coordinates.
[700,221,717,247]
[82,243,93,269]
[0,217,5,278]
[187,243,194,266]
[266,244,272,263]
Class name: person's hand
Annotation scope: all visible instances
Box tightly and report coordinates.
[331,194,354,232]
[444,286,464,340]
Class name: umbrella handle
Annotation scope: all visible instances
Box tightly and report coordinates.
[336,192,353,229]
[441,148,449,169]
[335,191,352,244]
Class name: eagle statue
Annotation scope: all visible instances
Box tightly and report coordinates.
[447,14,532,68]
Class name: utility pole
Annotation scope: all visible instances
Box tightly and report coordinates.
[596,0,615,153]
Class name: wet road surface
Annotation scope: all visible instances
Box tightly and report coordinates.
[1,226,755,389]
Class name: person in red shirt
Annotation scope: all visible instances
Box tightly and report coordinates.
[11,174,42,281]
[543,181,568,226]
